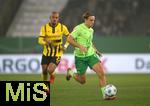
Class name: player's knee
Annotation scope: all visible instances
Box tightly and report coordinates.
[42,69,48,75]
[42,65,48,74]
[101,70,105,77]
[97,69,105,77]
[47,65,56,73]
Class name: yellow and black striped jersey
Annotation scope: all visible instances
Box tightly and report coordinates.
[38,22,69,57]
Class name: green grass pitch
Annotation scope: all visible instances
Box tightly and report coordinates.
[0,74,150,106]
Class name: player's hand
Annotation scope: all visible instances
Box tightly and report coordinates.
[96,50,102,56]
[61,46,66,52]
[79,45,87,53]
[44,37,51,45]
[63,46,68,51]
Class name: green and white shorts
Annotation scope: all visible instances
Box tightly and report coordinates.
[75,54,100,75]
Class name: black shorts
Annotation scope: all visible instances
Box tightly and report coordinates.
[41,55,61,65]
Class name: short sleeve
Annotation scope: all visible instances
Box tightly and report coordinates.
[39,26,45,36]
[63,25,69,36]
[38,26,46,45]
[71,27,80,39]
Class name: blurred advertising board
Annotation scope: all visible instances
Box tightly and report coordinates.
[0,54,150,74]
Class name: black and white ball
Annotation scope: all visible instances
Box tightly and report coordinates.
[104,84,117,97]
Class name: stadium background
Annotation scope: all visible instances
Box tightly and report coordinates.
[0,0,150,106]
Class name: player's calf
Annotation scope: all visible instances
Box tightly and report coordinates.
[50,72,55,84]
[66,68,73,81]
[74,74,86,84]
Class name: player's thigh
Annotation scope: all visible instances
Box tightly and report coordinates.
[41,55,49,72]
[41,55,50,65]
[93,62,105,76]
[88,54,100,69]
[47,56,61,71]
[88,55,104,74]
[75,56,88,75]
[41,64,48,70]
[50,56,61,65]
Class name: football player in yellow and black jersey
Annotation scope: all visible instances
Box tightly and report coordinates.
[38,11,70,87]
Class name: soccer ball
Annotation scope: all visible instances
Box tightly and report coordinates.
[104,84,117,97]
